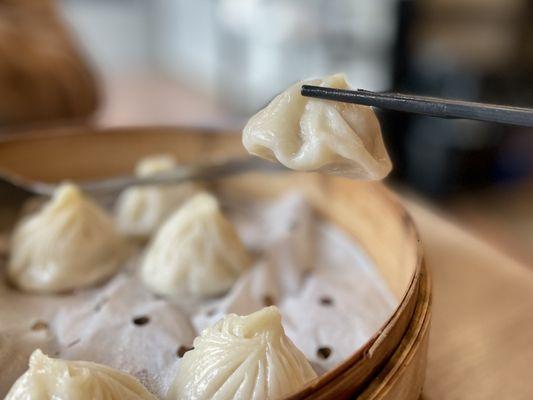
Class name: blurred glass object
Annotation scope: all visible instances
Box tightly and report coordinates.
[203,0,397,113]
[60,0,398,115]
[61,0,155,72]
[386,0,533,196]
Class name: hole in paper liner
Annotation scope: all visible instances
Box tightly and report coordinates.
[262,294,275,306]
[317,347,332,360]
[30,320,49,331]
[319,296,334,306]
[132,316,150,326]
[177,345,194,358]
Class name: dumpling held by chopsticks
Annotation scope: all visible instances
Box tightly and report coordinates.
[243,74,392,180]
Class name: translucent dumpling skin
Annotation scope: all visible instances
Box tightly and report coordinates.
[5,349,157,400]
[243,74,392,180]
[168,306,317,400]
[8,184,125,293]
[115,154,202,238]
[141,192,250,298]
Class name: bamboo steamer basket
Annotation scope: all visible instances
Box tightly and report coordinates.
[0,0,98,126]
[0,126,431,399]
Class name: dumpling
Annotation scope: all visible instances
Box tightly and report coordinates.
[243,73,392,180]
[8,183,125,293]
[5,349,157,400]
[168,306,317,400]
[141,192,250,298]
[115,154,202,238]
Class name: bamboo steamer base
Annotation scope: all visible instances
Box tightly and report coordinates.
[0,126,431,399]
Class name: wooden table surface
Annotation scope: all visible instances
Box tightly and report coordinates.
[405,199,533,400]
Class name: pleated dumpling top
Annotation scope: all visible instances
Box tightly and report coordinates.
[8,183,125,293]
[5,350,157,400]
[115,154,202,238]
[141,192,250,298]
[168,306,317,400]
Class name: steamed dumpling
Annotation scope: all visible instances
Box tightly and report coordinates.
[5,349,157,400]
[141,192,250,298]
[243,73,392,180]
[168,306,317,400]
[8,184,125,293]
[115,154,201,238]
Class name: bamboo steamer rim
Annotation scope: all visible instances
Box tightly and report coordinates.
[286,186,423,399]
[359,262,431,399]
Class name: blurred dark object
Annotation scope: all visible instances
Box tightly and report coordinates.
[384,0,533,197]
[301,85,533,127]
[0,0,98,128]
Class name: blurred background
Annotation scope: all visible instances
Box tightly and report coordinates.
[2,0,533,265]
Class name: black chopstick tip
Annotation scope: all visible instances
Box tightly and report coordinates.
[301,85,357,103]
[300,85,533,127]
[300,85,319,97]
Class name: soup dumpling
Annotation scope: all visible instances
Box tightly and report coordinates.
[168,306,317,400]
[141,192,250,298]
[115,154,201,238]
[5,349,156,400]
[8,184,125,293]
[243,73,392,180]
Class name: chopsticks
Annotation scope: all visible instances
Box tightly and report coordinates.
[301,85,533,127]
